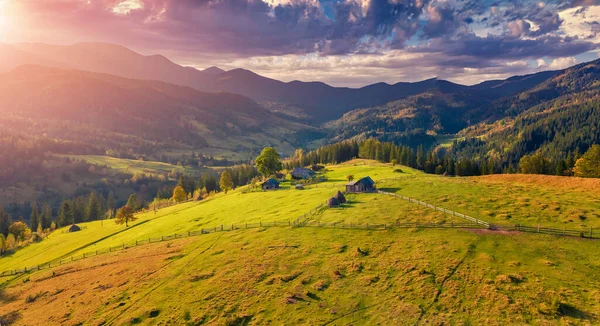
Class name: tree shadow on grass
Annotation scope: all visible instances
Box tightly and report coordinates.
[341,200,362,208]
[378,187,401,193]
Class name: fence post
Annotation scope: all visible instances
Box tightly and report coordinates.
[591,227,593,238]
[384,224,386,230]
[162,235,164,241]
[122,243,125,249]
[538,224,540,233]
[188,231,190,236]
[221,225,224,231]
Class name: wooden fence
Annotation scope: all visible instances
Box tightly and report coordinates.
[0,218,490,278]
[512,224,598,239]
[377,190,490,228]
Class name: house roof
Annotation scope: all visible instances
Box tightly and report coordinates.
[262,178,280,186]
[292,167,315,174]
[346,176,374,186]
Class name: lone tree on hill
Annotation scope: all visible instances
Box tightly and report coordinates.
[573,144,600,178]
[219,170,234,194]
[172,185,187,203]
[347,175,354,182]
[255,147,282,177]
[115,206,136,227]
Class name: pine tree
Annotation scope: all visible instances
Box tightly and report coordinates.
[0,233,6,254]
[57,201,73,227]
[86,192,102,221]
[41,204,52,230]
[30,202,39,231]
[73,197,86,223]
[126,194,139,211]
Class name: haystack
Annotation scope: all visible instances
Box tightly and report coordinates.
[69,224,81,232]
[334,191,347,204]
[327,197,341,208]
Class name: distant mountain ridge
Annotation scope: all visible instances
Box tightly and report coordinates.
[0,42,562,123]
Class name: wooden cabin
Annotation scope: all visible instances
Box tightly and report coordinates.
[262,178,280,190]
[346,176,376,193]
[291,167,316,180]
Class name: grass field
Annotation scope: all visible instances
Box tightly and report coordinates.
[1,160,600,324]
[56,155,202,177]
[1,227,599,325]
[378,174,600,229]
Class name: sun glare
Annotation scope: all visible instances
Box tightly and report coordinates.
[0,0,9,40]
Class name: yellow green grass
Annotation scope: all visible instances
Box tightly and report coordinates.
[1,160,600,324]
[0,160,409,272]
[316,193,465,226]
[1,227,599,325]
[55,154,201,177]
[378,174,600,229]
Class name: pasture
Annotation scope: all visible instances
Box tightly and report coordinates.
[1,160,600,324]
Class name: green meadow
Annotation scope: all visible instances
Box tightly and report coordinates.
[1,160,600,324]
[55,154,203,177]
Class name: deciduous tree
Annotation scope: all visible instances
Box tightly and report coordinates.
[219,170,234,194]
[573,144,600,178]
[115,206,136,227]
[172,185,187,203]
[255,147,282,177]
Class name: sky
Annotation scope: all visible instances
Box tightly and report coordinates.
[1,0,599,87]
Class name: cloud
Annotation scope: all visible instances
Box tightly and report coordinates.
[3,0,600,86]
[548,57,579,69]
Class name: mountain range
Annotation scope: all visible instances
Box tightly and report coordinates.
[0,41,599,166]
[1,42,561,123]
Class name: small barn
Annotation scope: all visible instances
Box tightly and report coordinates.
[291,167,316,180]
[69,224,82,233]
[346,176,376,193]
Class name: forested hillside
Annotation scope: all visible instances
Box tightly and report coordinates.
[0,65,317,160]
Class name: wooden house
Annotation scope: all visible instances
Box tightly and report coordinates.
[346,176,376,193]
[262,178,280,190]
[291,167,316,180]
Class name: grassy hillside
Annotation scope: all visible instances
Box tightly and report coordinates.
[1,223,599,324]
[57,155,201,178]
[0,161,414,272]
[1,161,599,324]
